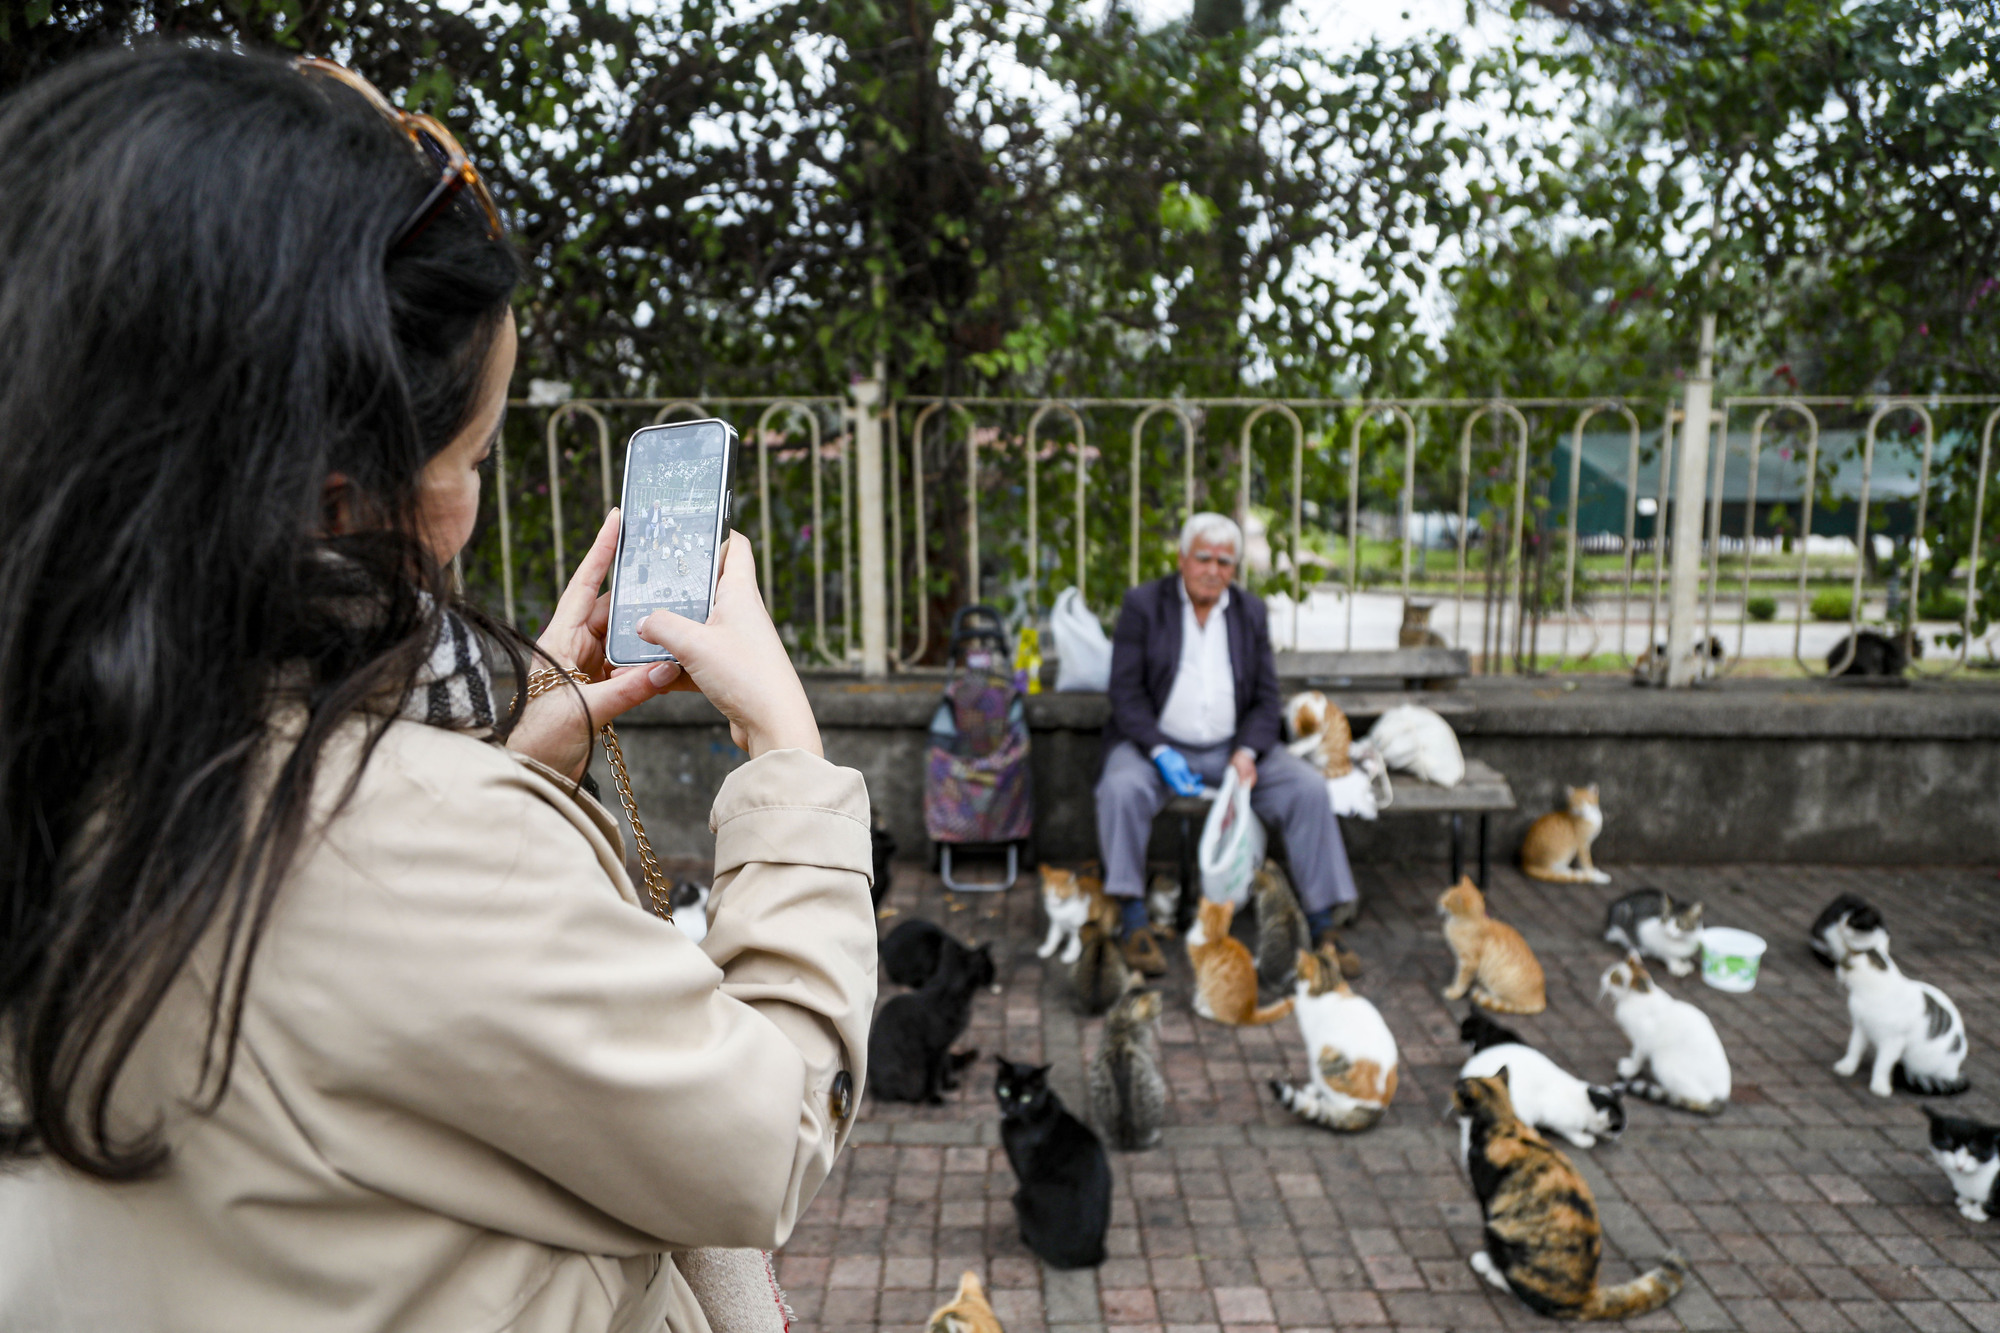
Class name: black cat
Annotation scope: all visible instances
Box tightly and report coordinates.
[871,822,897,908]
[866,937,988,1103]
[994,1057,1112,1269]
[879,919,994,990]
[1923,1105,2000,1221]
[1828,629,1912,678]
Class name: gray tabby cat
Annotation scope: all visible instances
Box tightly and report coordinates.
[1254,860,1312,995]
[1602,889,1703,977]
[1072,921,1136,1016]
[1089,988,1167,1150]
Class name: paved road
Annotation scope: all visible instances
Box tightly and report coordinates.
[780,859,2000,1332]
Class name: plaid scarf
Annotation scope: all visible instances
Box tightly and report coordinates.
[398,608,496,735]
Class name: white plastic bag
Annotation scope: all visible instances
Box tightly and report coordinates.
[1365,704,1464,788]
[1049,587,1112,692]
[1196,767,1265,907]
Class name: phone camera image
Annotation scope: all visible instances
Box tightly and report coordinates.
[611,422,731,664]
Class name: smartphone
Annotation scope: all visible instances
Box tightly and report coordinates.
[604,417,738,667]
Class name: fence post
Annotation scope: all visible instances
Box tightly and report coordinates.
[1665,313,1717,686]
[851,373,888,678]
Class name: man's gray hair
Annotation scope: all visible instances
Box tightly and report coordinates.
[1179,511,1243,558]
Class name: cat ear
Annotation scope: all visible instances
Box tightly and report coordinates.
[1492,1065,1511,1088]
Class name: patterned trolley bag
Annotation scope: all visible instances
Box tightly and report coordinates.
[924,605,1033,891]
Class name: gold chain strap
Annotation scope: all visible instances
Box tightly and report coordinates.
[523,666,672,921]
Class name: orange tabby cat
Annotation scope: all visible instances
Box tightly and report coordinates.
[1186,898,1294,1026]
[1283,689,1352,777]
[1438,877,1546,1014]
[926,1270,1005,1333]
[1519,784,1610,884]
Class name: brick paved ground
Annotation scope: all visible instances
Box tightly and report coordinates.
[778,858,2000,1333]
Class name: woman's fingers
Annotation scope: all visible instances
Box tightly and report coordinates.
[544,509,621,642]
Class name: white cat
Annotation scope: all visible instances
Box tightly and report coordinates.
[1457,1011,1624,1148]
[667,879,709,945]
[1269,945,1399,1132]
[1923,1105,2000,1222]
[1834,946,1970,1097]
[1600,953,1730,1115]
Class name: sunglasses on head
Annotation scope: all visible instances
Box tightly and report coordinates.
[294,57,503,256]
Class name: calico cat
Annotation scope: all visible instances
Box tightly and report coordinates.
[1602,889,1703,977]
[1600,953,1730,1114]
[1088,988,1166,1150]
[1072,921,1136,1016]
[1923,1105,2000,1222]
[1283,689,1353,777]
[1834,946,1970,1097]
[1519,784,1610,884]
[867,938,991,1103]
[995,1057,1112,1269]
[1459,1010,1624,1149]
[1454,1072,1688,1320]
[1038,865,1118,965]
[1438,877,1546,1014]
[1253,859,1312,995]
[925,1270,1005,1333]
[1270,945,1398,1132]
[1811,892,1887,968]
[667,879,710,945]
[881,919,997,990]
[871,821,897,908]
[1186,897,1294,1026]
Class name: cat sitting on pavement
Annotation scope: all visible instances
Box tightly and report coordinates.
[1600,953,1730,1115]
[867,936,993,1103]
[995,1057,1111,1269]
[1602,888,1703,977]
[1518,784,1610,884]
[1834,945,1969,1097]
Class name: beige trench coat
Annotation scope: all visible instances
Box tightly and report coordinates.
[0,717,877,1332]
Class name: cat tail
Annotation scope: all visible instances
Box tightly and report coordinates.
[1579,1253,1688,1321]
[1894,1066,1971,1097]
[1615,1078,1725,1116]
[1267,1079,1385,1132]
[1244,996,1295,1026]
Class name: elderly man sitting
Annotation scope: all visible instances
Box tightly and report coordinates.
[1096,512,1358,974]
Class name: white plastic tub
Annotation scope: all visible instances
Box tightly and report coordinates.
[1699,927,1768,993]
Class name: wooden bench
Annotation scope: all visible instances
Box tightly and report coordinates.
[1158,647,1516,924]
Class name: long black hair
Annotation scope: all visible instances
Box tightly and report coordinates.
[0,43,524,1178]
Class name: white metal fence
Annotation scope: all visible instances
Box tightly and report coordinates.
[480,387,2000,679]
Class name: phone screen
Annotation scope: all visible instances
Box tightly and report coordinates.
[607,420,734,665]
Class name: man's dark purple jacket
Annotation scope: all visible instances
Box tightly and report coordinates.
[1103,574,1283,760]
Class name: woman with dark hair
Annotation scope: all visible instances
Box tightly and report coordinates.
[0,43,875,1332]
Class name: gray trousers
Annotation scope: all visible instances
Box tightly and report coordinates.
[1094,740,1358,912]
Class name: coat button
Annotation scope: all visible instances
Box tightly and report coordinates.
[830,1070,854,1122]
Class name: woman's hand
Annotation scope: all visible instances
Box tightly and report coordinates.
[637,530,821,759]
[505,510,672,778]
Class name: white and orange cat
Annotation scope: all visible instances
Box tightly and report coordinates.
[1186,898,1293,1026]
[1038,865,1119,965]
[1270,945,1399,1131]
[926,1270,1005,1333]
[1438,877,1546,1014]
[1284,689,1353,777]
[1519,784,1610,884]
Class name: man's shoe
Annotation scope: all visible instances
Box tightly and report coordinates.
[1314,929,1363,979]
[1325,899,1360,931]
[1122,926,1168,978]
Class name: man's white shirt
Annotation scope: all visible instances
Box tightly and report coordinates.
[1151,579,1236,755]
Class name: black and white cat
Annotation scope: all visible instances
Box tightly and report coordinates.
[995,1057,1112,1268]
[1458,1011,1625,1149]
[1810,892,1887,968]
[1923,1105,2000,1222]
[1834,947,1969,1097]
[867,938,993,1103]
[667,879,710,945]
[1602,889,1703,977]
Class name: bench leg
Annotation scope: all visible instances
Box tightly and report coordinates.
[1450,813,1464,885]
[1176,814,1198,934]
[1478,815,1490,892]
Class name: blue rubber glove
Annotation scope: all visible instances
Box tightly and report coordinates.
[1152,747,1205,798]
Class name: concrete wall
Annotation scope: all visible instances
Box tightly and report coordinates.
[587,675,2000,867]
